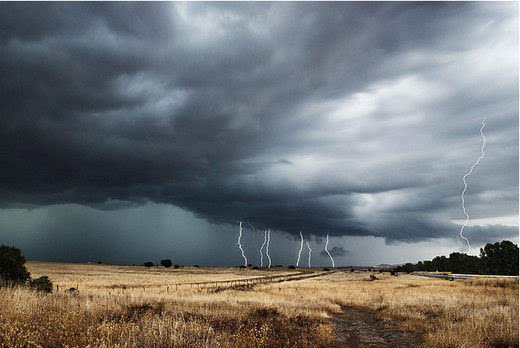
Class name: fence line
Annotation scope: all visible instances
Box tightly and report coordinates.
[53,270,335,293]
[168,270,333,292]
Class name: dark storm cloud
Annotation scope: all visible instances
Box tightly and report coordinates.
[0,2,517,244]
[321,246,348,257]
[463,225,519,246]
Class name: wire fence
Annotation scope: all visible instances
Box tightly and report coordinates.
[53,270,335,293]
[167,270,332,292]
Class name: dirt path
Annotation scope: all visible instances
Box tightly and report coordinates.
[330,306,419,347]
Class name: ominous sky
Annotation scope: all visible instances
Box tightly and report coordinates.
[0,2,518,266]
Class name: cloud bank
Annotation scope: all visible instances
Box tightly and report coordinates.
[0,2,517,248]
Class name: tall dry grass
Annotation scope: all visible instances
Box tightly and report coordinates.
[0,262,516,347]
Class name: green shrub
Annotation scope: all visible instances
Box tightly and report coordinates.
[0,245,31,285]
[29,276,53,293]
[160,259,172,268]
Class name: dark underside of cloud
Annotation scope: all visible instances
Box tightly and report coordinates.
[321,246,348,257]
[0,2,517,244]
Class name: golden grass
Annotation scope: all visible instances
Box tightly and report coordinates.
[0,262,516,347]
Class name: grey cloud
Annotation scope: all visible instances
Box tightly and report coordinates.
[0,2,517,251]
[462,225,519,247]
[321,246,348,257]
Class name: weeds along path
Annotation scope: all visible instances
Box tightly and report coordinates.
[331,305,419,348]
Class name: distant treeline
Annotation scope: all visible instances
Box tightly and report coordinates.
[395,240,518,276]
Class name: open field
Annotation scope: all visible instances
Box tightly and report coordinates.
[0,262,517,347]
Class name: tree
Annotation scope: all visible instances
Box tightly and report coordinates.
[29,276,53,293]
[394,240,518,276]
[0,245,31,284]
[396,263,417,273]
[447,252,480,274]
[480,241,519,275]
[144,262,154,268]
[160,259,172,268]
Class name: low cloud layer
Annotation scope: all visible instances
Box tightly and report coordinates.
[321,246,348,257]
[0,2,517,255]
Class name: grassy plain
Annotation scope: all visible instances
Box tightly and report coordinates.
[0,261,517,347]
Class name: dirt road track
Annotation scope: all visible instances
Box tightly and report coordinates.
[330,306,419,347]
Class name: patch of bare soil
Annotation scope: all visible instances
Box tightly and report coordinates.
[330,306,420,347]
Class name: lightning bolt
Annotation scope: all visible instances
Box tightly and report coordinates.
[296,231,304,267]
[305,240,312,268]
[266,229,272,268]
[324,234,335,267]
[459,117,487,254]
[238,221,247,266]
[259,229,267,267]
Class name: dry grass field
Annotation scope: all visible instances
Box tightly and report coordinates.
[0,262,517,347]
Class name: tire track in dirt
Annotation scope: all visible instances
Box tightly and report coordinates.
[330,306,419,347]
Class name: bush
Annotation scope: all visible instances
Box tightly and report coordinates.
[323,268,330,271]
[144,262,154,268]
[0,245,31,285]
[174,264,180,269]
[29,276,53,293]
[288,265,296,269]
[160,259,172,268]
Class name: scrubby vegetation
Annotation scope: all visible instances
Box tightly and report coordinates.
[0,245,52,293]
[0,261,515,347]
[161,259,173,268]
[395,240,519,275]
[28,276,53,293]
[0,245,30,285]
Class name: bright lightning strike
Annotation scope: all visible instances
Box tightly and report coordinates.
[296,231,304,267]
[238,221,247,266]
[266,229,272,268]
[459,117,487,254]
[305,240,312,268]
[259,229,267,267]
[324,234,335,267]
